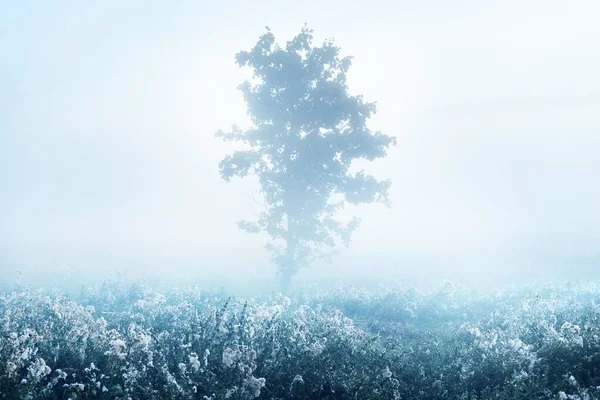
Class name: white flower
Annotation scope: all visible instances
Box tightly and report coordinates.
[189,353,201,371]
[508,338,523,350]
[27,358,51,382]
[382,367,393,379]
[53,304,62,319]
[558,391,567,400]
[469,327,481,337]
[569,374,577,386]
[136,332,151,349]
[290,375,304,393]
[243,376,266,398]
[110,339,126,351]
[222,347,240,368]
[7,362,17,376]
[308,339,326,356]
[561,322,581,334]
[225,387,238,398]
[19,348,31,361]
[135,299,146,309]
[203,348,210,366]
[108,339,127,360]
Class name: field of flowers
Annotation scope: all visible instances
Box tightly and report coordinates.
[1,279,600,399]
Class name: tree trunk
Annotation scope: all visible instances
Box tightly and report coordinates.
[278,271,292,294]
[279,213,297,294]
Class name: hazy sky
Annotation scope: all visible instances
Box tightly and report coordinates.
[1,1,599,287]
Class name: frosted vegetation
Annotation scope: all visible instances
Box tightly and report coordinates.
[1,280,600,399]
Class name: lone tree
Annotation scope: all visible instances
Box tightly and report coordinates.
[216,26,396,292]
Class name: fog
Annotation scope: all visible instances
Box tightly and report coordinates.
[1,0,599,292]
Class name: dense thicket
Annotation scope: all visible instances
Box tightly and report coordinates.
[1,281,599,399]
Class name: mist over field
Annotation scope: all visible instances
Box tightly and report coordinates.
[2,0,599,293]
[1,2,600,399]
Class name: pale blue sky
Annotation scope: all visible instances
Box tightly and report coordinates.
[1,1,599,287]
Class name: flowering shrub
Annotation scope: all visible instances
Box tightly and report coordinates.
[307,281,600,399]
[0,284,400,399]
[1,280,600,399]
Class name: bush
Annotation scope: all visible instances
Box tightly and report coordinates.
[1,280,600,399]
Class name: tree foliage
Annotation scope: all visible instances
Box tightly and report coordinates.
[216,26,396,291]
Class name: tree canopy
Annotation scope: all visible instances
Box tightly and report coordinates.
[216,26,396,291]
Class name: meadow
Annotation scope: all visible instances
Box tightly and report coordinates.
[1,279,599,399]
